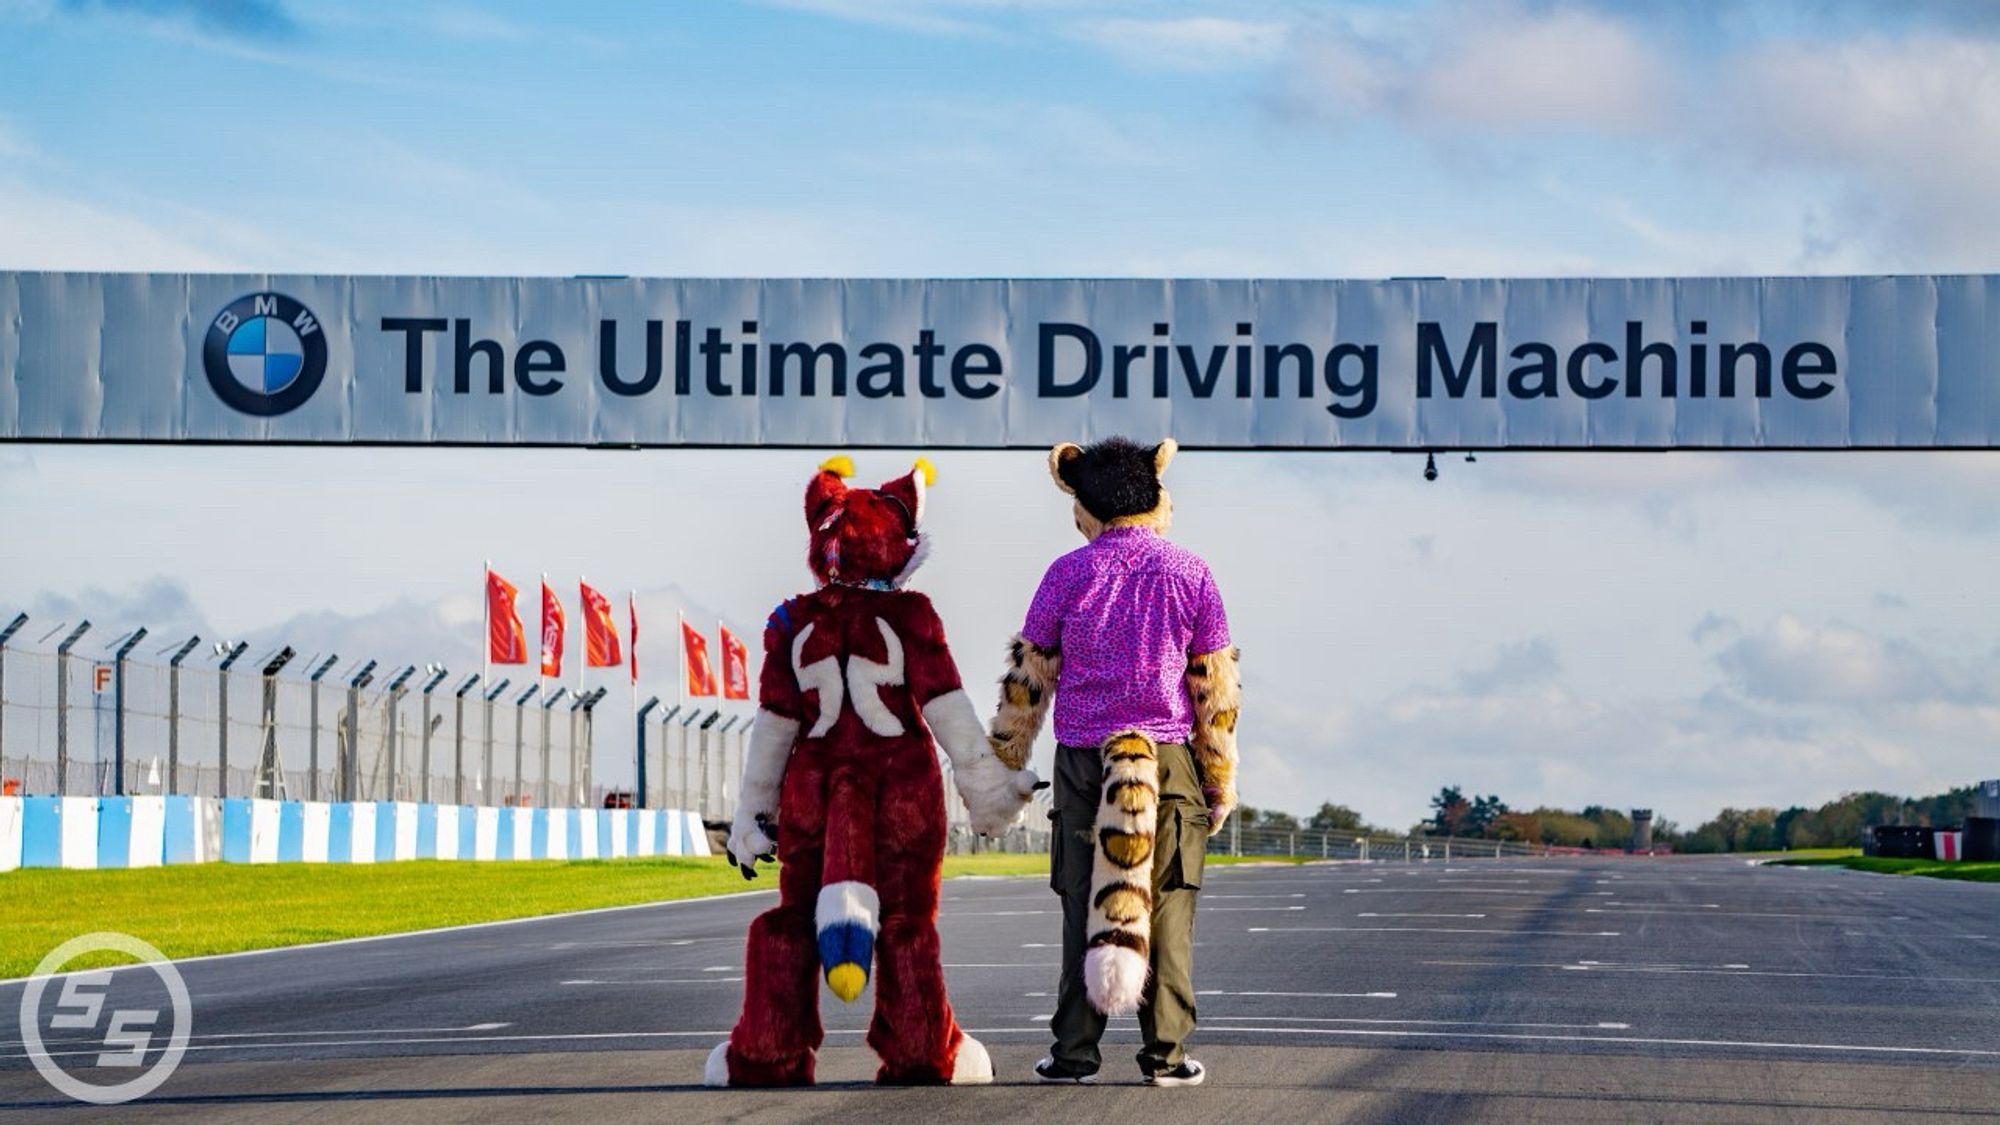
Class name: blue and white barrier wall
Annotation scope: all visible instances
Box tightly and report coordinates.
[0,796,711,871]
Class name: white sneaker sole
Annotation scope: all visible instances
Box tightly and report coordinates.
[1147,1068,1205,1087]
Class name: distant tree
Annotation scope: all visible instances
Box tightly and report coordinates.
[1429,786,1471,837]
[1467,794,1508,837]
[1492,810,1541,843]
[1307,803,1367,834]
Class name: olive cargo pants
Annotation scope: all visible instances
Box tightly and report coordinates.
[1048,739,1208,1075]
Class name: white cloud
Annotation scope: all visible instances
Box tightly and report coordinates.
[1275,3,2000,264]
[0,180,244,270]
[1714,614,1991,706]
[1070,16,1285,71]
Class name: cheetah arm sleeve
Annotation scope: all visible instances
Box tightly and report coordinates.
[987,634,1061,770]
[1187,646,1241,835]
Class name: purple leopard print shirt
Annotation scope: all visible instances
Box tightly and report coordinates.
[1020,525,1231,748]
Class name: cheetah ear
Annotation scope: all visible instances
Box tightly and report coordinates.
[1049,443,1082,495]
[1152,439,1178,479]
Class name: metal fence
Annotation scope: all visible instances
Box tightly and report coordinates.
[0,611,1048,854]
[1218,823,1557,861]
[0,613,752,813]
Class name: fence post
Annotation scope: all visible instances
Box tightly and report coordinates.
[381,666,416,803]
[512,684,537,805]
[54,621,91,795]
[1444,838,1452,862]
[167,637,201,795]
[414,668,446,802]
[1403,839,1410,863]
[635,697,660,809]
[214,641,248,799]
[254,647,295,799]
[1230,813,1240,856]
[678,709,702,810]
[567,692,591,807]
[698,711,722,820]
[341,661,377,802]
[0,613,24,788]
[306,654,338,801]
[452,674,480,806]
[540,688,567,808]
[110,628,148,797]
[717,715,741,818]
[479,678,507,806]
[656,705,680,808]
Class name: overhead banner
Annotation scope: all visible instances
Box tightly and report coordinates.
[0,272,1994,449]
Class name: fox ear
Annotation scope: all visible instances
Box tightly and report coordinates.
[806,456,852,524]
[878,459,930,529]
[1049,443,1083,495]
[1152,439,1178,478]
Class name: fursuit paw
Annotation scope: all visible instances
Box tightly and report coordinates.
[960,759,1040,837]
[1204,787,1234,837]
[725,810,777,880]
[704,1041,732,1087]
[950,1034,995,1085]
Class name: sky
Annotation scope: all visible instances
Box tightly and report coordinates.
[2,0,1998,829]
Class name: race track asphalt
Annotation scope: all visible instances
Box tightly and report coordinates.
[3,854,1997,1123]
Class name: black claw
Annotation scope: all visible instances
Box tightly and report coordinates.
[1032,780,1052,791]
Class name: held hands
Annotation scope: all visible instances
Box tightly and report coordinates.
[1204,786,1234,838]
[725,809,778,880]
[958,759,1047,837]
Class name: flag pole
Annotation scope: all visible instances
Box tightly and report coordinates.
[577,575,586,697]
[482,560,491,689]
[541,572,550,698]
[677,609,687,710]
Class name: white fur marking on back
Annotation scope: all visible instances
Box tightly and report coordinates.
[846,617,908,737]
[792,623,844,738]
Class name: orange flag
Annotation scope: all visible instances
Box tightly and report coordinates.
[581,580,622,668]
[486,568,527,664]
[720,625,750,700]
[540,578,565,679]
[682,617,717,697]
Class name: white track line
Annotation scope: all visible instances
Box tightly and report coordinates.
[1206,906,1307,913]
[0,1023,512,1051]
[1196,989,1397,999]
[1358,912,1487,919]
[1423,959,2000,984]
[1250,926,1621,937]
[1340,888,1615,897]
[14,1025,1996,1063]
[0,889,779,988]
[1205,1016,1633,1031]
[556,972,744,980]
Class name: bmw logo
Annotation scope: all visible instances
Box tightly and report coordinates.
[202,292,328,416]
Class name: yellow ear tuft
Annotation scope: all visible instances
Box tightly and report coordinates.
[911,457,937,487]
[819,455,856,479]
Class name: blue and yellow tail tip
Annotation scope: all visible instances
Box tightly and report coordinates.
[825,962,868,1002]
[817,920,875,1003]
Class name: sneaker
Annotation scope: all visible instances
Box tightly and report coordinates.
[1035,1056,1098,1083]
[1146,1059,1205,1087]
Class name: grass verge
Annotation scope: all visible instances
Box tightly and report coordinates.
[5,852,1048,978]
[1773,856,2000,882]
[4,847,1342,978]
